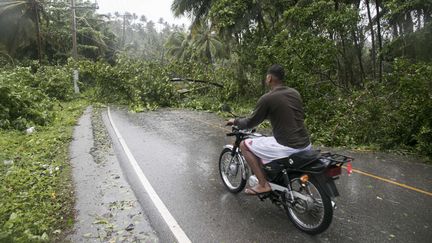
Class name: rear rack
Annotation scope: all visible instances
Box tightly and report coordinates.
[320,152,353,164]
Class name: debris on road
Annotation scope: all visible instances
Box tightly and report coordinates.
[68,107,159,242]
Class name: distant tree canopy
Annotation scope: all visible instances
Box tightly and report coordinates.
[166,0,432,157]
[1,0,430,74]
[0,0,187,64]
[171,0,432,87]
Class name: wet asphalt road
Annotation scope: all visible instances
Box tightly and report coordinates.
[103,107,432,243]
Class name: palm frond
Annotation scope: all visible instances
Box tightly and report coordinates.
[0,1,27,16]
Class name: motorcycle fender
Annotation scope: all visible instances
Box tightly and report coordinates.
[314,174,340,198]
[223,144,234,150]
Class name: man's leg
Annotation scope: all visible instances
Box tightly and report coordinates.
[240,141,271,193]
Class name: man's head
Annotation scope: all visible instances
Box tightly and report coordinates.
[265,64,284,87]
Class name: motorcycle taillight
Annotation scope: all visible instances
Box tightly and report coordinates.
[326,165,342,177]
[346,161,353,175]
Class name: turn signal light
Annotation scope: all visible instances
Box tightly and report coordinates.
[300,174,309,183]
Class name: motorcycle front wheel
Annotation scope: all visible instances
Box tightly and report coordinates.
[219,148,247,193]
[284,176,333,235]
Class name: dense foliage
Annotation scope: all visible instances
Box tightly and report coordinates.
[0,0,431,241]
[77,56,432,157]
[1,1,431,156]
[0,65,75,130]
[0,68,52,130]
[169,0,432,157]
[305,59,432,156]
[0,0,118,63]
[0,100,86,242]
[75,57,236,110]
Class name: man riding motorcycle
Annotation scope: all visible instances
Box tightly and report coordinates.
[226,64,312,195]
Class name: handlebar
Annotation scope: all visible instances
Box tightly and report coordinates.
[226,126,262,137]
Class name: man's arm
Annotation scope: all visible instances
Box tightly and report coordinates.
[233,96,269,129]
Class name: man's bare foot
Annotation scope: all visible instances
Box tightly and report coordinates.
[245,183,272,195]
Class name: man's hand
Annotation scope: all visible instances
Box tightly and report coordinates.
[225,118,235,126]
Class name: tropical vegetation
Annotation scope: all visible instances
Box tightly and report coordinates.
[0,0,431,241]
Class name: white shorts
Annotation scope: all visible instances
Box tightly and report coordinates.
[244,136,312,164]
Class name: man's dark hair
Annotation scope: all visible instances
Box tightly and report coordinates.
[267,64,285,81]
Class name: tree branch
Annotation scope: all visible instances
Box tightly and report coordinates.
[170,77,224,88]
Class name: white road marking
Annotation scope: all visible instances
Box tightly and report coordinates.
[107,107,192,243]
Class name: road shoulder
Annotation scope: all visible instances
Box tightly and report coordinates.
[67,106,159,242]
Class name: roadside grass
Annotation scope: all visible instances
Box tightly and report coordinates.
[0,99,87,242]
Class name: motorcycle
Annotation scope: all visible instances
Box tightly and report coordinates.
[219,125,353,235]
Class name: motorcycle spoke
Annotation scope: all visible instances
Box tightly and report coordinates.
[288,178,326,229]
[219,150,245,191]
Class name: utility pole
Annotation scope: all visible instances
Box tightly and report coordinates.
[32,0,43,63]
[69,0,98,94]
[71,0,79,93]
[71,0,78,59]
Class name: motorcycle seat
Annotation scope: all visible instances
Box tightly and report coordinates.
[272,150,321,170]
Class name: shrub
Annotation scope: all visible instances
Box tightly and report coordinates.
[304,59,432,158]
[384,59,432,155]
[0,68,54,130]
[34,66,75,101]
[78,58,180,108]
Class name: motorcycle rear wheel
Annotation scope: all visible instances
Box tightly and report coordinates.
[219,148,247,193]
[284,176,333,235]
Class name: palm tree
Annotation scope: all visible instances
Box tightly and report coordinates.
[114,11,120,19]
[171,0,212,26]
[158,17,164,24]
[75,10,112,59]
[0,0,44,61]
[165,21,228,64]
[190,21,227,64]
[165,31,192,60]
[132,13,138,23]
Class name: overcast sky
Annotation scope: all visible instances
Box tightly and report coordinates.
[96,0,191,26]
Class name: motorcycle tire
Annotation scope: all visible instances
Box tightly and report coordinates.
[284,175,333,235]
[219,148,247,193]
